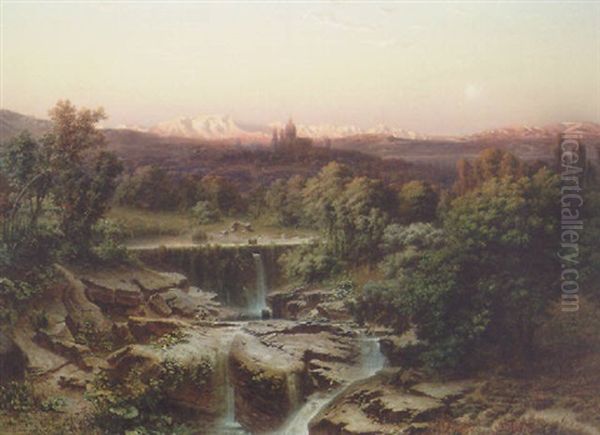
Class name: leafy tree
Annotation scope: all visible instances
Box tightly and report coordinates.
[331,176,390,264]
[454,148,525,194]
[115,165,176,211]
[198,175,244,216]
[302,161,352,232]
[1,132,52,250]
[398,180,438,224]
[400,171,560,370]
[265,175,305,227]
[43,101,123,255]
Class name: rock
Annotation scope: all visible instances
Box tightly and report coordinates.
[106,328,227,415]
[316,300,352,321]
[148,293,173,316]
[309,371,468,435]
[229,321,360,433]
[112,322,135,344]
[57,265,113,338]
[154,272,188,290]
[82,277,143,307]
[34,329,91,368]
[162,288,200,317]
[0,331,28,383]
[229,332,305,432]
[267,287,350,321]
[410,381,476,402]
[127,317,187,342]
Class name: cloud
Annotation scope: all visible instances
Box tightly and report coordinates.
[304,10,376,33]
[363,37,399,48]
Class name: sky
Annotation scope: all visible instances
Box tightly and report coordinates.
[1,1,599,135]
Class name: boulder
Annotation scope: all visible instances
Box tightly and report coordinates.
[267,287,350,321]
[229,321,360,433]
[106,328,227,415]
[82,277,143,307]
[57,265,113,338]
[229,332,305,432]
[148,293,173,316]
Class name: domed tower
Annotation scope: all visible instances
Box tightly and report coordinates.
[284,118,297,142]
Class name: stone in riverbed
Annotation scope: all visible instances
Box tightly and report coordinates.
[148,293,173,316]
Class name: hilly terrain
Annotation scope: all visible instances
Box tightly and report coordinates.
[2,109,599,183]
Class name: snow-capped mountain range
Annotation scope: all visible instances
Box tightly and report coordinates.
[117,114,426,141]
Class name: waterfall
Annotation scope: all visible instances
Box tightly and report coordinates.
[250,252,268,316]
[286,372,301,411]
[276,335,386,435]
[359,336,386,378]
[212,330,247,435]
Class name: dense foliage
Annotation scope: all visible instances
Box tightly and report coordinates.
[0,101,124,330]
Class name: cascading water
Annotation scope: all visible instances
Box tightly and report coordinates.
[277,335,386,435]
[211,329,247,435]
[249,253,268,316]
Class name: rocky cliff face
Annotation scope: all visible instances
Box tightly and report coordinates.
[309,369,476,434]
[228,321,360,432]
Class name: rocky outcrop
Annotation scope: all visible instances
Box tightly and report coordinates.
[228,321,361,432]
[127,316,187,342]
[106,327,229,415]
[268,287,352,321]
[79,267,188,309]
[57,265,113,338]
[309,370,476,434]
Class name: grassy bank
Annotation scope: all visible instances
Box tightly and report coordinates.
[108,206,317,241]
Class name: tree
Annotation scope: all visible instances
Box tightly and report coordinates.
[400,171,560,370]
[115,165,175,211]
[331,176,389,264]
[45,101,123,254]
[398,180,438,224]
[454,148,526,194]
[1,132,51,246]
[198,175,244,216]
[302,161,352,233]
[265,175,305,227]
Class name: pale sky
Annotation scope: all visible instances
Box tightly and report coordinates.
[1,1,599,135]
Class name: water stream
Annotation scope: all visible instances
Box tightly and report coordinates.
[249,253,268,317]
[277,336,386,435]
[211,327,247,435]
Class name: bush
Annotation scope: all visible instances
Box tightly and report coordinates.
[280,243,340,284]
[91,219,130,264]
[86,357,213,433]
[0,381,35,412]
[191,200,221,225]
[352,281,408,332]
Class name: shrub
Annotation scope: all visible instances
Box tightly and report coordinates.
[0,381,35,412]
[191,200,221,225]
[86,357,213,433]
[91,219,130,264]
[280,243,340,284]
